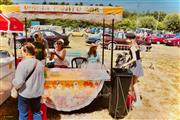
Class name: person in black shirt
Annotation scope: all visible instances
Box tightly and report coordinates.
[33,32,47,65]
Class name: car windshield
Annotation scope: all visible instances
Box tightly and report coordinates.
[114,32,125,39]
[0,50,10,58]
[164,35,175,38]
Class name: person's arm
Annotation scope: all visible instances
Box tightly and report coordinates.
[44,48,47,58]
[12,62,27,89]
[44,39,50,56]
[121,46,137,67]
[96,52,100,62]
[54,49,66,61]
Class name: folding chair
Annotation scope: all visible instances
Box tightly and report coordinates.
[71,57,87,68]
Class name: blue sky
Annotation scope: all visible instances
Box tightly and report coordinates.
[13,0,180,13]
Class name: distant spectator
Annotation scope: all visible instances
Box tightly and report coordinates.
[85,43,100,63]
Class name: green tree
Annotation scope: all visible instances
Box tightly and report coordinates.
[163,14,180,32]
[115,18,136,30]
[144,11,167,22]
[60,2,65,5]
[123,11,138,18]
[0,0,12,5]
[79,2,83,6]
[157,21,165,31]
[137,16,157,29]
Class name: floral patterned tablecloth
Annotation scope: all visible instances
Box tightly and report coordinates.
[42,68,110,111]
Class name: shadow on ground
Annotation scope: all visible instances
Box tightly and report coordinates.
[0,96,109,120]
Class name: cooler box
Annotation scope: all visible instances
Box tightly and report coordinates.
[0,57,15,105]
[28,103,47,120]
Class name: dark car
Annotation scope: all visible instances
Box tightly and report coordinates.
[16,30,69,48]
[103,32,152,51]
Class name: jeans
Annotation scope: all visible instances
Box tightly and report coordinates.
[18,95,42,120]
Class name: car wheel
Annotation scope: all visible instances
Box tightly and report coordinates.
[95,40,101,45]
[173,42,176,46]
[16,41,22,49]
[177,41,180,47]
[156,41,160,44]
[108,43,116,50]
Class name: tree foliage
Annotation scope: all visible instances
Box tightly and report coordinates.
[115,18,136,30]
[0,0,12,5]
[157,22,165,31]
[163,14,180,32]
[143,11,167,21]
[137,16,157,29]
[32,19,109,29]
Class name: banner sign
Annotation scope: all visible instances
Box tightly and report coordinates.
[0,5,123,23]
[1,5,123,15]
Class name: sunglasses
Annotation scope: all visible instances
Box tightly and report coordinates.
[56,42,62,45]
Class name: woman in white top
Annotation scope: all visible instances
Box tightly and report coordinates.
[121,33,144,106]
[49,39,69,68]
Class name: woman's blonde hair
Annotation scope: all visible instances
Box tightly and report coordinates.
[34,32,44,43]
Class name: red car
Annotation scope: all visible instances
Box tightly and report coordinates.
[165,37,180,46]
[103,32,152,51]
[145,34,176,44]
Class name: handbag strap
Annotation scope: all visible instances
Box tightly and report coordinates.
[25,60,38,82]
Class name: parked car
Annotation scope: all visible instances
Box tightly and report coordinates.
[102,32,152,51]
[16,29,69,48]
[0,50,11,58]
[165,36,180,46]
[68,29,87,37]
[145,34,176,44]
[86,33,102,44]
[101,32,152,51]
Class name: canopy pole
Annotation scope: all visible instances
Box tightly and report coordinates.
[13,33,17,68]
[25,17,28,41]
[102,19,105,65]
[111,19,114,78]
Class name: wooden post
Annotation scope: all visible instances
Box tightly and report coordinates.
[102,19,105,65]
[111,19,114,79]
[25,17,28,41]
[13,33,17,68]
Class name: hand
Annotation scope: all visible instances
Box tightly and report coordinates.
[50,51,55,55]
[121,63,127,68]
